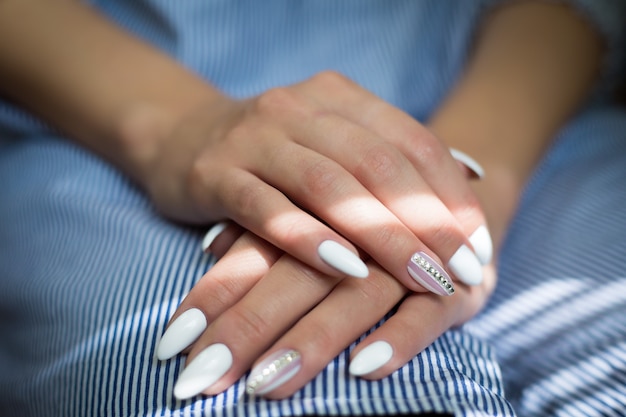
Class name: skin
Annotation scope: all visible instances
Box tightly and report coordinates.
[171,0,604,399]
[0,0,602,401]
[0,0,485,292]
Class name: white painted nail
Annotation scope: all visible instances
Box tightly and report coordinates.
[173,343,233,400]
[448,244,483,286]
[469,225,493,265]
[349,340,394,376]
[318,240,368,278]
[156,308,207,360]
[246,349,301,396]
[201,222,228,254]
[450,148,485,179]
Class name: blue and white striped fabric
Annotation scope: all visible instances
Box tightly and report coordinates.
[1,1,625,416]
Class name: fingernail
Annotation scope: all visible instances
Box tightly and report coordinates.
[349,340,393,376]
[173,343,233,400]
[469,225,493,265]
[318,240,369,279]
[156,308,207,360]
[450,148,484,179]
[246,349,301,396]
[407,252,455,296]
[448,244,483,286]
[201,222,228,254]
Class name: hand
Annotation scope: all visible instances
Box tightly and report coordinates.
[143,71,492,293]
[156,228,496,400]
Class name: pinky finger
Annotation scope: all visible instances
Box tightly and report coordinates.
[348,294,453,378]
[348,264,495,380]
[202,221,245,258]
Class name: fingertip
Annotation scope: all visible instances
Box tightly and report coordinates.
[172,343,233,400]
[201,221,229,254]
[406,252,455,296]
[349,340,394,377]
[469,225,493,265]
[450,148,485,180]
[317,240,369,279]
[156,308,207,361]
[448,244,483,286]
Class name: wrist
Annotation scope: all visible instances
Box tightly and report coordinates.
[114,89,232,189]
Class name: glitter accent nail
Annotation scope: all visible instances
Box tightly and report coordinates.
[246,349,301,396]
[407,252,455,296]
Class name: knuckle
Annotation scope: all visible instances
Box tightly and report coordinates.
[353,275,399,311]
[357,143,405,185]
[452,198,485,228]
[301,158,342,197]
[198,275,244,314]
[220,173,268,218]
[301,320,339,353]
[218,305,272,347]
[414,137,446,168]
[372,223,406,252]
[224,122,254,146]
[255,87,301,116]
[311,70,352,90]
[426,219,462,256]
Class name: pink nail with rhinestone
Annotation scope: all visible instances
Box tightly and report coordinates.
[407,252,455,296]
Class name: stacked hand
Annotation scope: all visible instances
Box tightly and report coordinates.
[149,72,495,399]
[0,0,600,405]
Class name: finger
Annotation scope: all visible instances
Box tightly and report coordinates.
[297,72,493,265]
[450,148,485,180]
[243,262,407,399]
[224,81,481,290]
[257,113,481,290]
[201,221,244,258]
[349,263,497,379]
[171,255,343,399]
[155,232,281,361]
[206,165,369,280]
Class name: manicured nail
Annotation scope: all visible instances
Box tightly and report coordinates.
[246,349,301,396]
[201,222,228,254]
[448,244,483,286]
[156,308,207,360]
[450,148,484,179]
[349,340,393,376]
[173,343,233,400]
[469,225,493,265]
[318,240,369,278]
[407,252,455,296]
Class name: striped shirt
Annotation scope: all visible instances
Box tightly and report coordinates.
[1,1,625,416]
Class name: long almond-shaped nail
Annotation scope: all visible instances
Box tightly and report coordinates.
[201,222,228,254]
[349,340,393,376]
[469,225,493,265]
[448,244,483,286]
[246,349,301,396]
[173,343,233,399]
[156,308,207,360]
[318,240,368,278]
[407,252,455,296]
[450,148,485,179]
